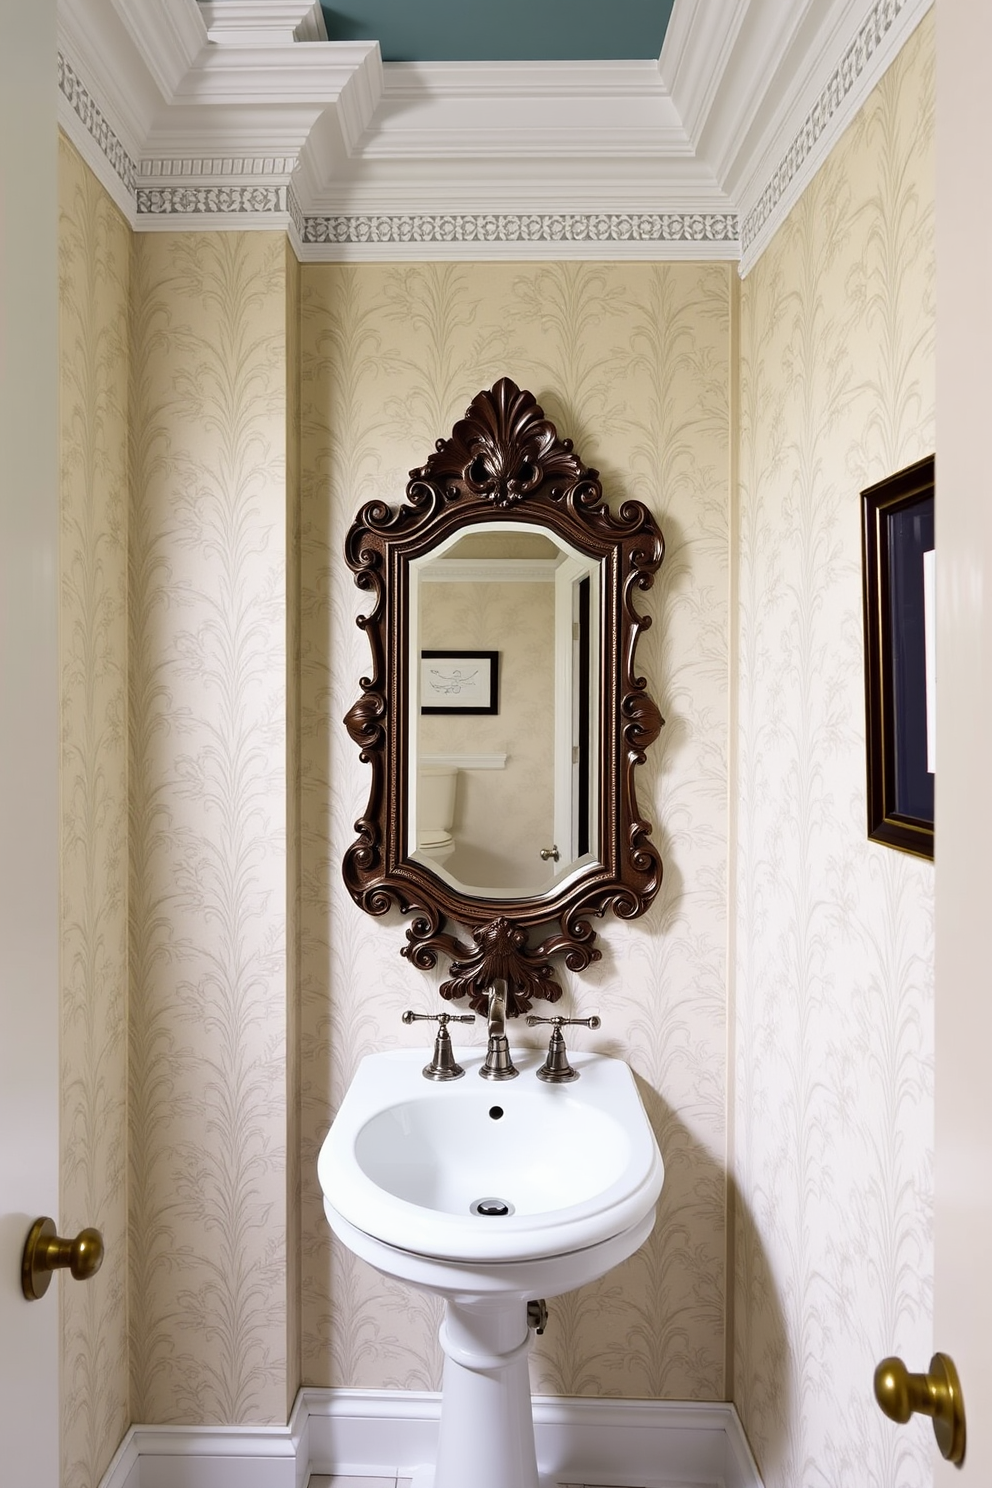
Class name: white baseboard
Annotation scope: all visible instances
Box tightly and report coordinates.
[99,1388,762,1488]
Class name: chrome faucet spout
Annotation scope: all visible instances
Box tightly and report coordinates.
[480,979,517,1080]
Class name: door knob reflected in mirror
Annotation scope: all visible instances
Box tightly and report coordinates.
[539,845,560,862]
[873,1352,966,1464]
[21,1217,104,1301]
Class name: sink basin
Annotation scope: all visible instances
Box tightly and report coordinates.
[318,1042,665,1488]
[318,1045,664,1265]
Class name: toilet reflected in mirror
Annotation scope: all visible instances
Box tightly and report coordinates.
[416,765,458,867]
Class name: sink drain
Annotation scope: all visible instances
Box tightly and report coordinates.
[470,1197,514,1217]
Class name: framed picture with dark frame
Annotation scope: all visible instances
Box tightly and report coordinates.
[860,454,935,860]
[420,650,499,715]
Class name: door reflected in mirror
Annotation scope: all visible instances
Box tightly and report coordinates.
[408,523,601,900]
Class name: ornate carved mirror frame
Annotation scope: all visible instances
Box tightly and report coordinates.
[343,378,665,1018]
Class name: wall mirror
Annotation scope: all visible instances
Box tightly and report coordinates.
[343,378,665,1018]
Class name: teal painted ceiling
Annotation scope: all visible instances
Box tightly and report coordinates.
[320,0,675,62]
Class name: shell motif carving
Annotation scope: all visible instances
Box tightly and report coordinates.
[420,377,586,508]
[342,378,665,1011]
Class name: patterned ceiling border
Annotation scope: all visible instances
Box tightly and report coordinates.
[136,185,289,217]
[57,52,136,199]
[301,211,740,249]
[288,181,306,243]
[739,0,921,262]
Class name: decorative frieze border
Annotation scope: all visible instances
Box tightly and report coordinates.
[287,181,306,244]
[135,184,289,217]
[57,53,136,199]
[302,209,739,250]
[738,0,932,271]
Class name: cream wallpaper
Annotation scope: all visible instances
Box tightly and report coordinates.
[128,229,297,1424]
[299,261,733,1399]
[733,13,935,1486]
[58,132,131,1488]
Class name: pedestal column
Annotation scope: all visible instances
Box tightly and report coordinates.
[433,1296,541,1488]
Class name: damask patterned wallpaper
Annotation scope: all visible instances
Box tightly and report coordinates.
[128,228,298,1425]
[58,132,131,1488]
[733,13,935,1486]
[299,261,733,1398]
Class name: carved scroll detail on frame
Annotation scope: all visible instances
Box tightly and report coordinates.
[342,378,665,1017]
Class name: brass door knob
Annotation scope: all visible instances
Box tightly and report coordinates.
[874,1352,966,1464]
[21,1217,105,1301]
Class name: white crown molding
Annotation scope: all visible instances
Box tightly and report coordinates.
[659,0,752,147]
[110,0,206,103]
[674,0,839,191]
[298,57,731,223]
[199,1,328,46]
[96,1388,762,1488]
[58,0,379,231]
[736,0,933,272]
[293,1,328,44]
[59,0,161,160]
[57,0,931,262]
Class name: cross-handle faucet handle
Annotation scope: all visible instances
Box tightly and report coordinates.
[402,1010,475,1025]
[402,1010,475,1081]
[525,1015,601,1030]
[524,1014,600,1082]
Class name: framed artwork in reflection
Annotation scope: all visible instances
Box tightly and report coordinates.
[420,650,499,715]
[860,454,935,860]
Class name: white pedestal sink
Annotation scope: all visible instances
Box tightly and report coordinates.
[317,1045,664,1488]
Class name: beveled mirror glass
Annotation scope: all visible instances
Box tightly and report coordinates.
[408,522,601,898]
[343,378,665,1018]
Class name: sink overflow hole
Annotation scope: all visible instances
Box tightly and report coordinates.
[488,1106,504,1120]
[471,1197,514,1217]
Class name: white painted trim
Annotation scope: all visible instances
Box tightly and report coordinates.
[97,1389,762,1488]
[198,1,327,46]
[659,0,751,155]
[737,0,933,273]
[292,229,740,264]
[98,1390,310,1488]
[110,0,207,104]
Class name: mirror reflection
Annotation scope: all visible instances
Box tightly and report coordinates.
[408,522,601,899]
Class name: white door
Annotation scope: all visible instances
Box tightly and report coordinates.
[553,558,599,873]
[553,559,583,866]
[932,3,992,1480]
[0,1,62,1481]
